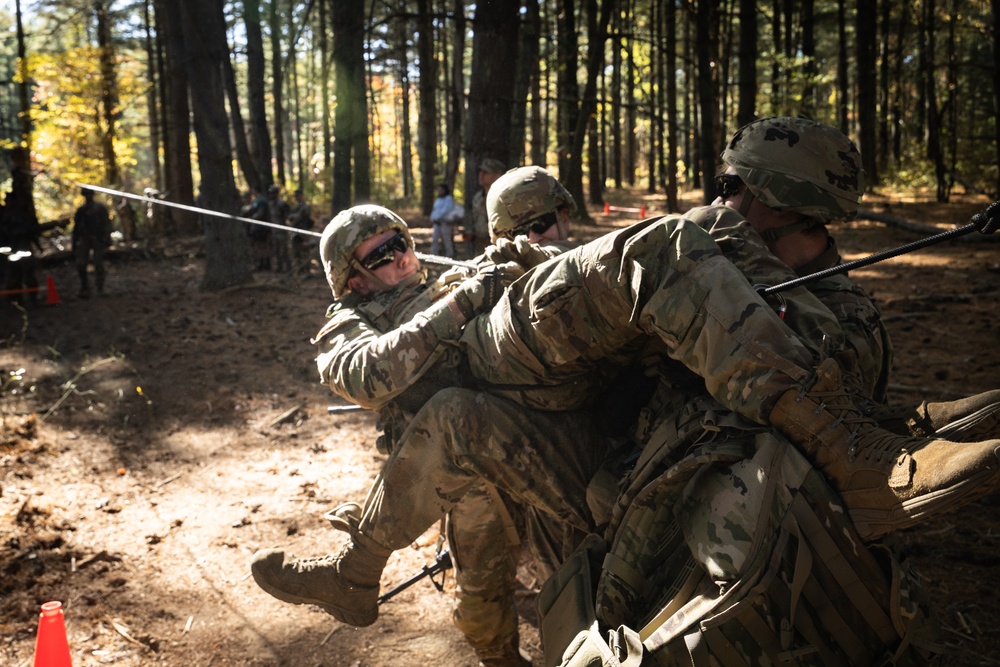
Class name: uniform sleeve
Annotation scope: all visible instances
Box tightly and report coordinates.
[314,298,465,409]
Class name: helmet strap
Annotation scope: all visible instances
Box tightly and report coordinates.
[738,190,755,216]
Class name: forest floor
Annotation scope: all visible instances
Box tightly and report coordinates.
[2,189,1000,667]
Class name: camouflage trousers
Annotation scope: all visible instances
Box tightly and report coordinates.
[357,387,611,655]
[462,213,821,423]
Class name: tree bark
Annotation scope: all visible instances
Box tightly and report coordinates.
[178,0,251,290]
[856,0,878,185]
[331,0,367,212]
[94,0,121,187]
[244,0,272,190]
[153,0,196,236]
[696,0,719,202]
[736,0,756,127]
[464,0,519,213]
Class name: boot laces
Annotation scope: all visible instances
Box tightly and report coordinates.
[804,386,912,464]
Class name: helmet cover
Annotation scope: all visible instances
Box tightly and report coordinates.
[722,116,864,221]
[487,166,577,241]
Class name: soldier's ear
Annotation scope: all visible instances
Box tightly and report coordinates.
[346,274,367,296]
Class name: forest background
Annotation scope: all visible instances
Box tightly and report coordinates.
[0,0,998,289]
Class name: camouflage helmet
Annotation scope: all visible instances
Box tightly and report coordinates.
[319,205,413,298]
[722,116,864,221]
[487,166,576,241]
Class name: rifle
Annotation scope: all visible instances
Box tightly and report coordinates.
[377,548,453,605]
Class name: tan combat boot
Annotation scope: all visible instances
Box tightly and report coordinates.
[477,640,533,667]
[769,358,1000,540]
[251,532,391,627]
[873,389,1000,442]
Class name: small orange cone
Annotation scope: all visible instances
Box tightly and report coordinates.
[603,202,610,215]
[640,205,646,217]
[33,601,73,667]
[45,275,61,306]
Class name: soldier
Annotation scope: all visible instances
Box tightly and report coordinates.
[467,158,506,257]
[72,187,112,298]
[252,177,1000,652]
[289,189,314,274]
[267,184,292,273]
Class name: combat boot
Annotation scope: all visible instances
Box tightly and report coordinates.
[769,358,1000,540]
[251,532,391,627]
[873,389,1000,442]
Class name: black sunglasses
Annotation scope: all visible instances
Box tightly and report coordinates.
[509,211,559,239]
[714,173,743,199]
[358,232,409,271]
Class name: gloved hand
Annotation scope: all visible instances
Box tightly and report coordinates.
[484,236,553,269]
[449,264,512,321]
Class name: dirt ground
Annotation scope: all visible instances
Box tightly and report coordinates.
[2,191,1000,667]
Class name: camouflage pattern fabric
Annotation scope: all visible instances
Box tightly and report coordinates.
[461,209,820,422]
[723,116,864,222]
[314,236,579,660]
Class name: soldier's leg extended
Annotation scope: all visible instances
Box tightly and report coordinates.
[252,387,607,625]
[464,215,1000,540]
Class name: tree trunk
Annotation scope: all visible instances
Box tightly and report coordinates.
[562,0,613,217]
[142,0,162,193]
[665,0,678,209]
[223,48,260,191]
[153,0,196,236]
[736,0,756,127]
[416,0,436,214]
[856,0,878,185]
[556,0,579,180]
[836,0,849,132]
[447,0,465,187]
[511,0,538,167]
[94,0,121,187]
[178,0,251,290]
[993,0,1000,195]
[245,0,272,189]
[13,0,33,206]
[319,0,331,176]
[331,0,367,212]
[270,0,286,186]
[464,0,519,213]
[923,0,946,201]
[696,0,719,202]
[801,0,816,117]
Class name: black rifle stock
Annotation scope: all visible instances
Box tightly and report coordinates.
[377,548,453,605]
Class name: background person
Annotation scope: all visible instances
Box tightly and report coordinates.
[72,187,112,298]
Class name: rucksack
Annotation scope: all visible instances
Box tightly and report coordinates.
[539,403,943,667]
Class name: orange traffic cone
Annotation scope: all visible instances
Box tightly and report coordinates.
[603,202,610,215]
[33,601,73,667]
[44,275,61,306]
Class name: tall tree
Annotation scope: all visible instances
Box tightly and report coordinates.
[696,0,719,202]
[415,0,436,213]
[993,0,1000,195]
[94,0,121,187]
[153,0,196,235]
[244,0,272,189]
[177,0,250,290]
[856,0,878,185]
[270,0,286,185]
[736,0,756,127]
[331,0,369,212]
[463,0,519,215]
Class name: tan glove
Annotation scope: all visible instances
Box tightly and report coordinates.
[484,237,553,270]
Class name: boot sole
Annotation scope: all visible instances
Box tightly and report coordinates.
[936,403,1000,442]
[251,567,378,627]
[848,466,999,541]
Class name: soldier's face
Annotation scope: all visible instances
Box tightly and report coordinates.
[349,229,420,295]
[712,167,747,211]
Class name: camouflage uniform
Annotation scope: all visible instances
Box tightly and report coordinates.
[313,209,580,665]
